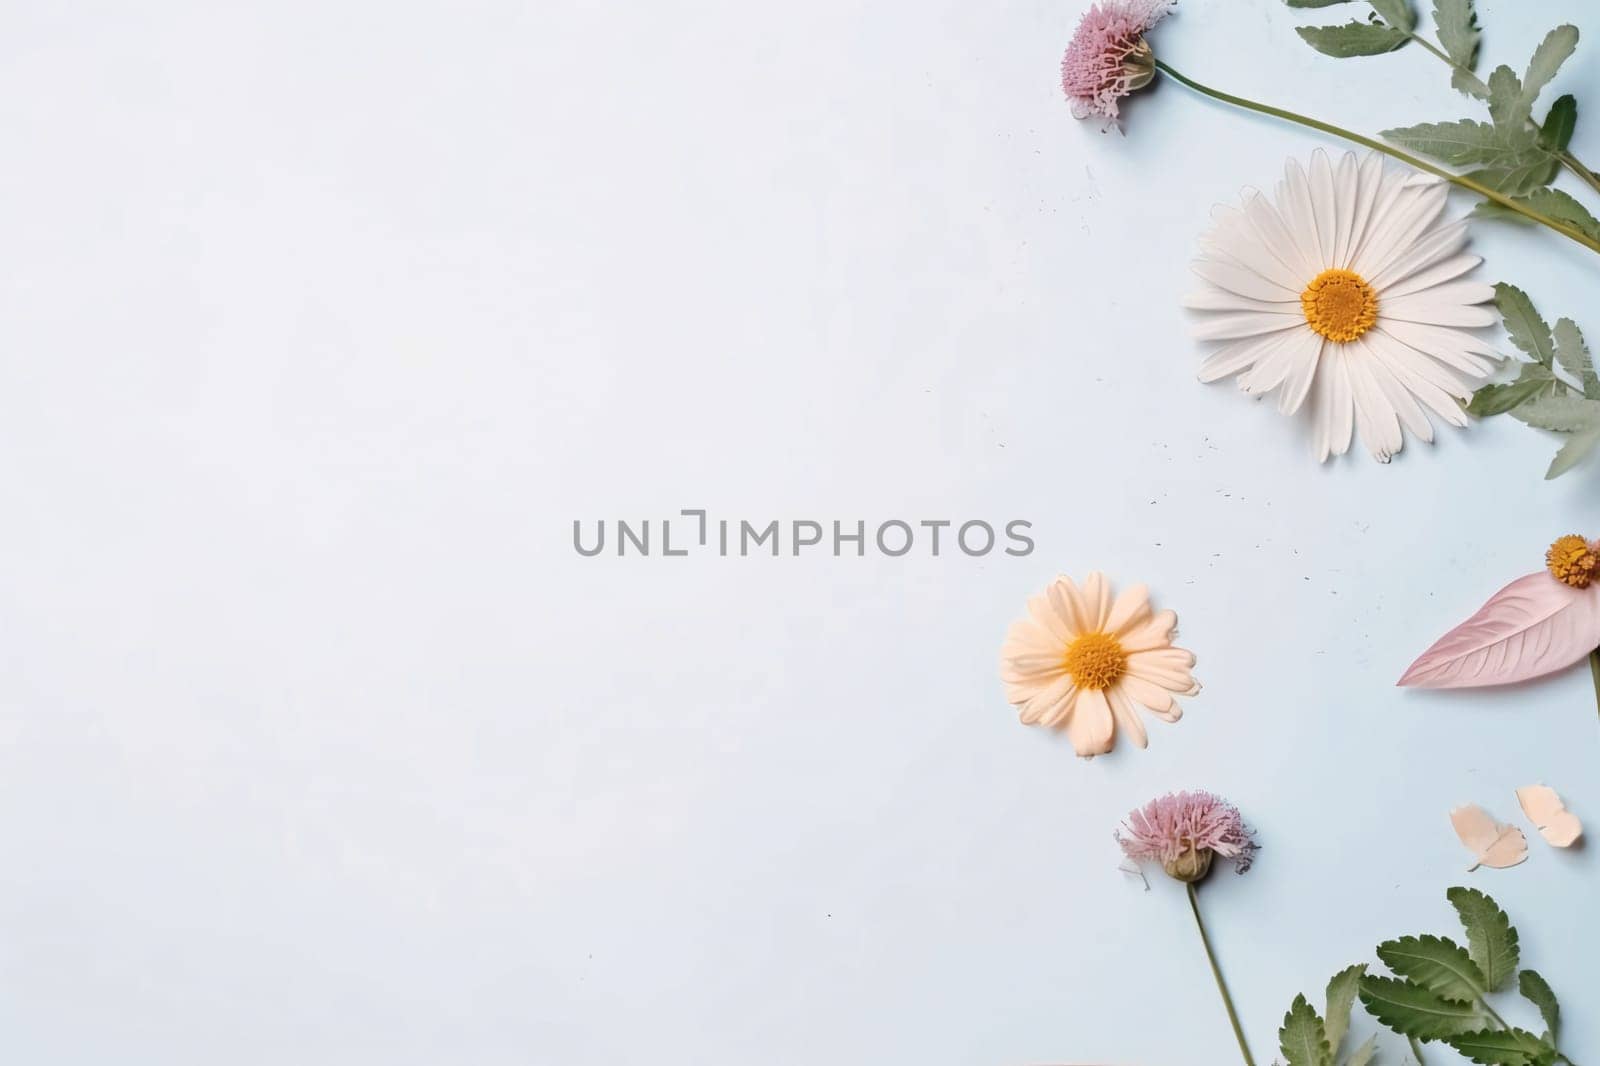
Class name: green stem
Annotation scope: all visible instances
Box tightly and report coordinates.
[1589,648,1600,725]
[1187,882,1256,1066]
[1154,60,1600,258]
[1407,32,1600,200]
[1409,1035,1427,1064]
[1480,998,1512,1031]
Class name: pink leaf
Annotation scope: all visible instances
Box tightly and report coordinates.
[1398,572,1600,689]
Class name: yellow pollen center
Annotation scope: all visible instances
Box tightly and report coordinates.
[1546,534,1598,589]
[1300,268,1378,342]
[1062,632,1127,691]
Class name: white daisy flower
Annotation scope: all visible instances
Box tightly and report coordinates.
[1187,149,1498,462]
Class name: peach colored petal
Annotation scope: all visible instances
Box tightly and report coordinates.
[1065,688,1115,756]
[1147,698,1183,723]
[1120,674,1177,715]
[1000,649,1068,685]
[1026,588,1076,645]
[1082,571,1113,631]
[1449,805,1529,871]
[1051,576,1092,637]
[1038,686,1081,729]
[1127,652,1199,694]
[1516,785,1583,848]
[1106,684,1148,749]
[1019,673,1075,725]
[1119,608,1178,652]
[1105,582,1151,636]
[1132,646,1196,670]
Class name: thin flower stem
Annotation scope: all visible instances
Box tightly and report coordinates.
[1409,1035,1427,1064]
[1186,882,1256,1066]
[1405,32,1600,200]
[1589,649,1600,725]
[1153,60,1600,258]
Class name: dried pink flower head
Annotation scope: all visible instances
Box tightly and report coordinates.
[1060,0,1174,124]
[1117,790,1258,882]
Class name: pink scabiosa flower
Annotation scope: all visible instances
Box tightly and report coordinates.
[1117,790,1258,882]
[1118,790,1260,1064]
[1060,0,1174,124]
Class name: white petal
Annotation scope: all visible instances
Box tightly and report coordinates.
[1356,337,1433,442]
[1184,287,1299,313]
[1346,165,1411,272]
[1242,188,1315,282]
[1331,151,1360,268]
[1238,329,1310,396]
[1365,331,1472,426]
[1309,148,1339,269]
[1192,256,1299,302]
[1341,152,1386,270]
[1192,311,1304,342]
[1384,252,1482,299]
[1375,320,1497,376]
[1381,293,1498,327]
[1348,356,1403,461]
[1359,182,1450,279]
[1367,219,1471,291]
[1314,350,1356,460]
[1282,156,1325,266]
[1200,206,1305,290]
[1197,333,1283,382]
[1276,330,1325,414]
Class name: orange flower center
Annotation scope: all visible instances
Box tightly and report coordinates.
[1301,268,1378,343]
[1063,632,1127,690]
[1546,534,1598,588]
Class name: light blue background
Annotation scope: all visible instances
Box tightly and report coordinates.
[1,1,1597,1063]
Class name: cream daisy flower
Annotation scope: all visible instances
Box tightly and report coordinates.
[1188,149,1498,462]
[998,572,1198,757]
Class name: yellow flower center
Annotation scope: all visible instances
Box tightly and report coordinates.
[1546,534,1598,589]
[1300,268,1379,343]
[1062,632,1127,690]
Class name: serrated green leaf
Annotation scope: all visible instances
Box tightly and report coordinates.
[1281,994,1333,1066]
[1445,1026,1556,1066]
[1468,376,1551,416]
[1552,317,1598,398]
[1521,26,1579,114]
[1540,95,1577,151]
[1369,0,1415,31]
[1471,199,1525,224]
[1433,0,1481,71]
[1464,159,1561,197]
[1359,975,1483,1041]
[1296,21,1410,57]
[1325,964,1366,1054]
[1376,934,1487,1004]
[1487,65,1524,125]
[1509,393,1600,432]
[1446,887,1519,991]
[1381,119,1539,166]
[1346,1034,1379,1066]
[1518,970,1559,1041]
[1520,187,1600,241]
[1494,283,1556,367]
[1547,426,1600,478]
